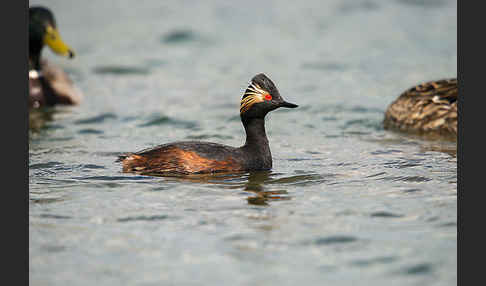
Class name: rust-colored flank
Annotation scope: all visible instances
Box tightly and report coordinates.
[122,146,243,175]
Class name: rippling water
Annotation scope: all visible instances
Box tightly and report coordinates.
[29,0,457,285]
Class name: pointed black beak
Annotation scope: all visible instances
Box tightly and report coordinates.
[279,101,298,108]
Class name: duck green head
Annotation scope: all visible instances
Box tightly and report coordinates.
[29,6,74,69]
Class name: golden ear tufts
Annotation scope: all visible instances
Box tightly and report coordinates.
[240,83,268,114]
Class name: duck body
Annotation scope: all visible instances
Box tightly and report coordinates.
[119,74,297,176]
[29,6,82,109]
[383,78,457,138]
[29,59,82,108]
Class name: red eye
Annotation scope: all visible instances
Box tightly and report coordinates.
[264,93,272,101]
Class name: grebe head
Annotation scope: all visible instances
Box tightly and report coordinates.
[240,73,298,121]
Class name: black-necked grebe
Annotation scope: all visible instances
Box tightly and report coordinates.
[29,6,82,109]
[383,78,457,138]
[118,73,298,175]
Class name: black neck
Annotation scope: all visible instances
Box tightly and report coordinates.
[243,118,268,147]
[240,117,272,169]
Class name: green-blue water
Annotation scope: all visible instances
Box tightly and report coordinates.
[29,0,457,285]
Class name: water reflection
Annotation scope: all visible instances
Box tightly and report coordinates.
[146,170,292,205]
[419,142,457,158]
[243,171,291,206]
[29,108,56,133]
[366,132,457,158]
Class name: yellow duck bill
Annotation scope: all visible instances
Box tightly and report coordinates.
[44,25,75,58]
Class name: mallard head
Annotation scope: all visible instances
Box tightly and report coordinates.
[29,6,75,69]
[240,73,298,121]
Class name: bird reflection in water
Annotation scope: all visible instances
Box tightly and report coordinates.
[243,171,291,206]
[29,108,56,133]
[143,170,291,205]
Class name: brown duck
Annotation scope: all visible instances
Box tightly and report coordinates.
[383,78,457,139]
[29,6,82,109]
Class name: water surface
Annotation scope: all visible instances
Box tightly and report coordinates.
[29,0,457,285]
